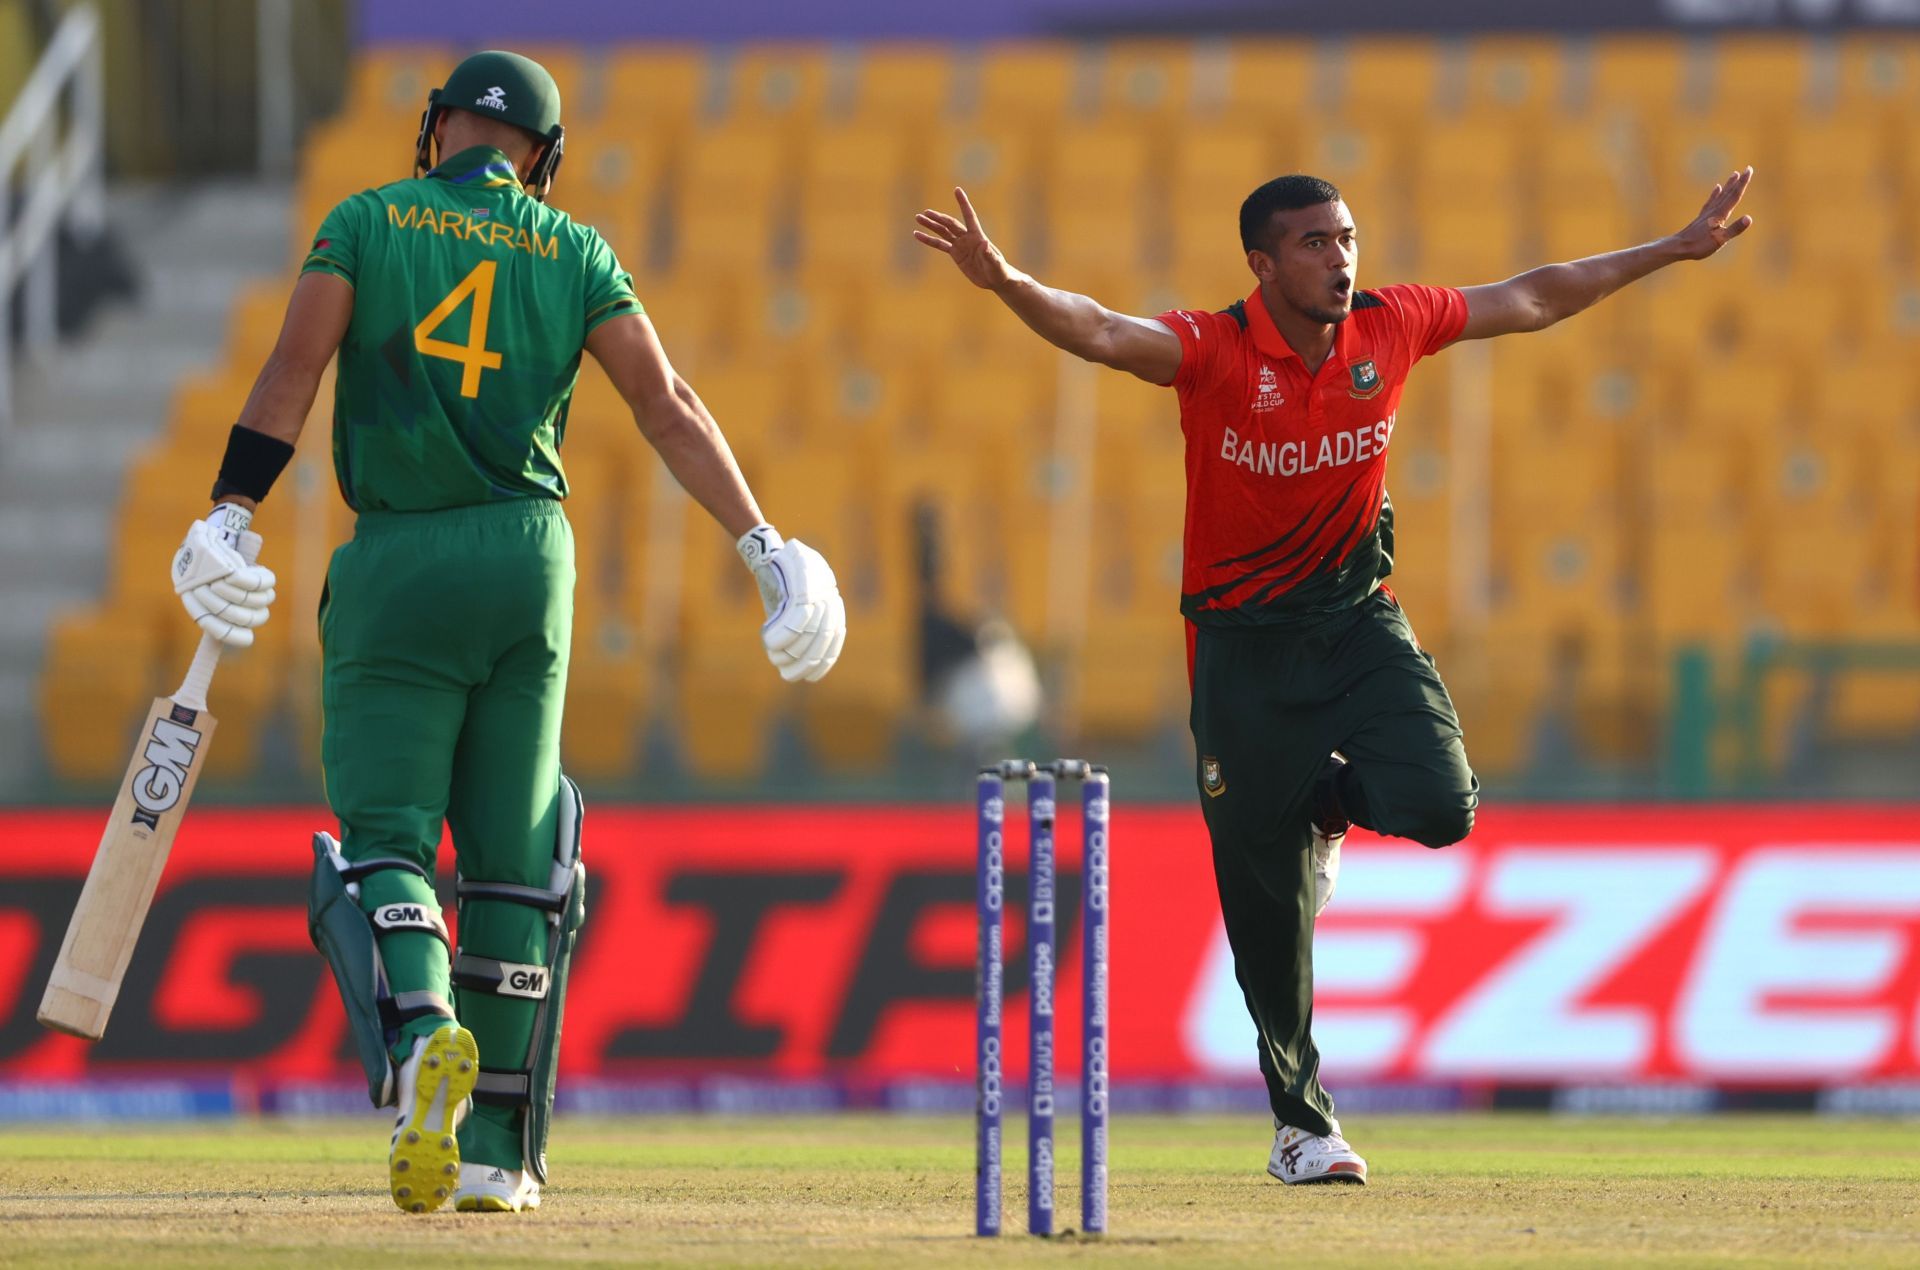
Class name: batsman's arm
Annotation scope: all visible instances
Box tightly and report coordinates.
[585,313,764,538]
[215,271,354,511]
[914,187,1182,386]
[1457,166,1754,342]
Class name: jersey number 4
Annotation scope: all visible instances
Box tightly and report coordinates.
[414,259,502,398]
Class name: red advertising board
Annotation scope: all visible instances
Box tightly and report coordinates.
[3,805,1918,1090]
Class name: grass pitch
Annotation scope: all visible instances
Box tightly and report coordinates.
[1,1115,1916,1267]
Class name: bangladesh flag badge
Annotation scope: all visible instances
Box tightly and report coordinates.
[1202,756,1226,798]
[1349,357,1383,399]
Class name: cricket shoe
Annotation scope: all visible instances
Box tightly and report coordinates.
[388,1022,479,1213]
[456,1162,542,1212]
[1267,1118,1368,1185]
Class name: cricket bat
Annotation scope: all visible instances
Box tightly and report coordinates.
[38,536,257,1039]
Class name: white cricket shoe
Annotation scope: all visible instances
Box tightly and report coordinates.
[456,1162,543,1212]
[1267,1117,1368,1185]
[1310,820,1344,917]
[388,1022,479,1214]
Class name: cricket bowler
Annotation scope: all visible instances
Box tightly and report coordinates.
[916,168,1751,1182]
[171,50,847,1213]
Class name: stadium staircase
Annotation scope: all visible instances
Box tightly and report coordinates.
[3,181,289,797]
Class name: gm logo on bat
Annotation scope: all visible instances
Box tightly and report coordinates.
[130,718,204,830]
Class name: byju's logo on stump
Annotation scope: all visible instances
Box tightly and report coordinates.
[1348,358,1383,399]
[1201,756,1226,798]
[477,85,508,110]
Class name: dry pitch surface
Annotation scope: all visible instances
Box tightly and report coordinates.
[2,1115,1917,1267]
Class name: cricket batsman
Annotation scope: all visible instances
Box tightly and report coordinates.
[169,51,847,1213]
[916,167,1751,1182]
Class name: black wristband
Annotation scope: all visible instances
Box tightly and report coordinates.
[210,424,296,502]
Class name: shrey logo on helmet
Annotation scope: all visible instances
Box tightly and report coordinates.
[478,85,507,110]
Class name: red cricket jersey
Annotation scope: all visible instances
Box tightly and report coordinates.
[1156,283,1467,630]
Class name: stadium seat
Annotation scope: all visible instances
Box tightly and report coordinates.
[759,450,912,770]
[1462,37,1566,116]
[1413,120,1526,198]
[672,501,785,781]
[977,43,1082,125]
[798,125,916,276]
[1337,40,1443,120]
[1710,36,1816,119]
[1042,124,1155,280]
[343,45,454,122]
[725,44,832,127]
[1073,439,1188,743]
[668,124,790,274]
[40,610,164,781]
[1219,40,1317,120]
[604,46,710,137]
[1586,37,1693,119]
[555,127,668,271]
[1098,40,1195,121]
[850,44,957,125]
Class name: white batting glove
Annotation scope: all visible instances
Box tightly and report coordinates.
[736,524,846,683]
[171,503,277,648]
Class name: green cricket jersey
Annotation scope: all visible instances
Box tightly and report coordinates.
[301,146,642,512]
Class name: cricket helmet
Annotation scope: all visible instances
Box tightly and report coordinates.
[414,50,566,200]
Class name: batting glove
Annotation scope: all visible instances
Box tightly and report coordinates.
[737,524,847,683]
[172,503,277,648]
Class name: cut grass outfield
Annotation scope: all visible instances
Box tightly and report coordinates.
[1,1115,1917,1267]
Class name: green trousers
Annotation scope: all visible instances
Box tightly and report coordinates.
[320,498,574,1169]
[1189,589,1477,1136]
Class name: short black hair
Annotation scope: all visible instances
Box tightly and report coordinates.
[1239,175,1344,254]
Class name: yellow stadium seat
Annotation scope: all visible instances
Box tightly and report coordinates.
[1754,511,1874,636]
[1778,118,1885,195]
[726,43,831,126]
[1492,502,1624,633]
[1043,124,1154,280]
[1338,40,1443,120]
[1837,34,1920,122]
[227,283,289,369]
[1537,202,1632,268]
[757,448,911,771]
[1219,40,1316,121]
[921,126,1042,243]
[603,46,709,137]
[344,45,454,122]
[800,358,927,450]
[1414,201,1525,285]
[553,127,667,269]
[799,125,915,275]
[850,44,957,124]
[1646,117,1773,216]
[1645,514,1761,641]
[978,43,1080,124]
[668,124,788,273]
[1412,120,1526,198]
[1463,37,1565,116]
[40,609,164,782]
[1710,36,1815,118]
[1441,632,1552,778]
[673,504,785,781]
[1588,37,1693,119]
[1073,439,1187,743]
[1533,117,1637,210]
[1098,40,1194,120]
